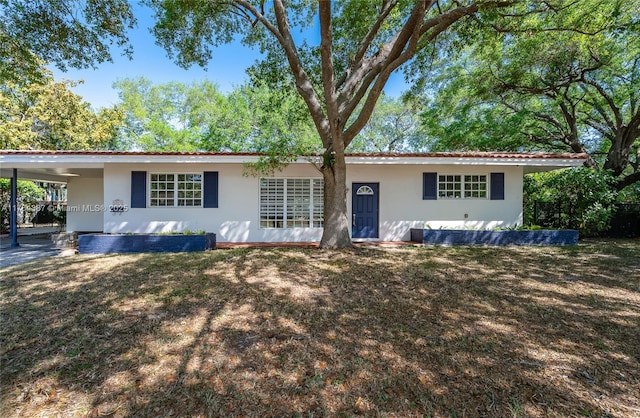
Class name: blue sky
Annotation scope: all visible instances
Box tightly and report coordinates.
[51,3,407,110]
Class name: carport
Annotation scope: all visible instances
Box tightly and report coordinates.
[0,164,77,247]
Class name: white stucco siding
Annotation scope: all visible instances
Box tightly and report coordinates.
[101,162,524,242]
[66,176,104,232]
[347,164,523,241]
[102,163,324,242]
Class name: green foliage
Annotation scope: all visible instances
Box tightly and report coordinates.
[617,182,640,203]
[0,69,124,150]
[114,77,320,171]
[0,179,44,233]
[524,168,618,235]
[1,0,136,85]
[349,94,433,153]
[53,207,67,228]
[114,77,222,151]
[221,82,320,173]
[416,0,640,190]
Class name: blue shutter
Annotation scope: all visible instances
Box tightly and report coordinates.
[490,173,505,200]
[423,172,437,200]
[203,171,219,208]
[131,171,146,208]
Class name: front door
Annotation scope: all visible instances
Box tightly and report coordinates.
[352,183,379,239]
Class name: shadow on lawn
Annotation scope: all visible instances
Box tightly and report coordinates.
[1,241,639,417]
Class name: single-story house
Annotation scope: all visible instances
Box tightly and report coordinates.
[0,150,586,243]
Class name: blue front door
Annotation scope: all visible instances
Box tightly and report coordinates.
[352,183,379,239]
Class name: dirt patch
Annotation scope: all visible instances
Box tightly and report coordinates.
[1,240,639,417]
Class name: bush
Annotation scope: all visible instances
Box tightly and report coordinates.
[0,179,44,233]
[524,168,617,236]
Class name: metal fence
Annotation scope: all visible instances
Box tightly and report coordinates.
[608,203,640,238]
[533,201,640,237]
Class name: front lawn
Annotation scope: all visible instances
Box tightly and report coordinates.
[1,240,638,417]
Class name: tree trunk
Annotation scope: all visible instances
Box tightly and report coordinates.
[319,147,353,249]
[604,127,635,177]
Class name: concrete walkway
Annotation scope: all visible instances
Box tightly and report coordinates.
[0,234,61,270]
[14,225,61,236]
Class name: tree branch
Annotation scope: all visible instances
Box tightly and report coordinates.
[338,0,399,89]
[582,119,612,140]
[234,1,284,43]
[583,79,623,128]
[418,2,479,37]
[266,0,331,145]
[338,2,432,112]
[344,1,516,144]
[615,171,640,191]
[233,1,331,144]
[318,0,340,148]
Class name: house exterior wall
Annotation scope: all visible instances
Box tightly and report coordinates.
[103,163,324,242]
[101,162,523,242]
[348,164,523,241]
[66,176,104,232]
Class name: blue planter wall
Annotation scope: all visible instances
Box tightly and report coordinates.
[78,233,216,254]
[411,229,578,246]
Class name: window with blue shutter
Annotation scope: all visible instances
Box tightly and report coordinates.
[490,172,505,200]
[203,171,219,208]
[131,171,147,208]
[422,172,437,200]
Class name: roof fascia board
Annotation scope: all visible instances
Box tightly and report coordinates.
[1,153,584,167]
[0,154,264,166]
[344,156,585,167]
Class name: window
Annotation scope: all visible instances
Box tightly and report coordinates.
[312,179,323,227]
[438,175,462,198]
[438,174,487,199]
[150,173,202,207]
[177,174,202,206]
[260,179,284,228]
[464,175,487,198]
[260,178,323,228]
[356,185,374,195]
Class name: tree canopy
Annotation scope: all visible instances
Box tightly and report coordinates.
[349,94,431,153]
[1,68,124,150]
[0,0,136,85]
[115,77,428,156]
[417,0,640,191]
[114,77,319,165]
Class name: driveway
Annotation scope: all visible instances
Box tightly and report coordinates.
[0,234,61,269]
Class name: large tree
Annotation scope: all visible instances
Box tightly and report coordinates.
[2,0,612,248]
[1,68,124,150]
[148,0,561,248]
[349,94,431,153]
[0,0,136,85]
[418,0,640,191]
[114,77,225,151]
[114,77,319,164]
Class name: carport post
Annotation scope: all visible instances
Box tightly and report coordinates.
[10,168,19,247]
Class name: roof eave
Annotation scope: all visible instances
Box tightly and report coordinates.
[0,151,587,168]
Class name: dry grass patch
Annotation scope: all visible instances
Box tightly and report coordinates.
[1,239,639,417]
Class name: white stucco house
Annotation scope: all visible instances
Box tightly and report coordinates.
[0,150,586,243]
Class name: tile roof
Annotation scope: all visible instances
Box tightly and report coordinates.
[0,150,588,160]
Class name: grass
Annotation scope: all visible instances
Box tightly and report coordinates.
[1,239,639,417]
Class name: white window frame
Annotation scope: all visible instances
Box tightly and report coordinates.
[259,178,323,229]
[438,174,488,199]
[149,173,203,207]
